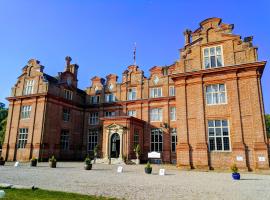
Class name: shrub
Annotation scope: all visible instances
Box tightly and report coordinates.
[85,157,92,165]
[31,157,37,161]
[145,161,152,169]
[231,164,238,173]
[49,156,57,163]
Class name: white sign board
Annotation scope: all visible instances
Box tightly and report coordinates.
[148,152,160,159]
[258,156,266,162]
[236,156,243,161]
[14,161,19,167]
[117,166,123,173]
[159,169,165,176]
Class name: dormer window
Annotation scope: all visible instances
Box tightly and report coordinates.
[203,46,223,69]
[90,96,100,104]
[23,80,35,95]
[127,88,137,100]
[105,93,116,103]
[64,89,73,100]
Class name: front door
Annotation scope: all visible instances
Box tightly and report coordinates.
[111,133,120,158]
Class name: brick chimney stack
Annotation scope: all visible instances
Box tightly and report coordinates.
[184,29,192,45]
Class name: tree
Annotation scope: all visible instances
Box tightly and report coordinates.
[265,114,270,138]
[0,103,8,148]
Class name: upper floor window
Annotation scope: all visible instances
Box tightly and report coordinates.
[127,88,137,100]
[171,128,177,153]
[21,105,31,119]
[208,120,230,151]
[105,93,116,103]
[17,128,28,149]
[23,80,34,95]
[150,108,163,122]
[60,130,69,150]
[62,107,70,122]
[150,88,162,98]
[170,107,176,121]
[169,86,175,96]
[88,129,98,152]
[90,96,100,104]
[89,112,99,125]
[64,89,73,100]
[105,111,115,117]
[128,110,137,117]
[203,46,223,69]
[206,84,227,105]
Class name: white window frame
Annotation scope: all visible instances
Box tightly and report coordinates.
[150,128,163,152]
[128,110,137,117]
[60,130,69,150]
[150,108,163,122]
[21,105,31,119]
[64,89,73,100]
[62,107,70,122]
[171,128,177,153]
[23,80,35,95]
[89,112,99,125]
[208,120,231,152]
[127,88,137,101]
[17,128,28,149]
[169,86,175,96]
[105,111,116,117]
[105,93,116,103]
[203,45,224,69]
[206,84,227,105]
[150,87,162,98]
[90,96,100,104]
[170,107,176,121]
[88,129,98,151]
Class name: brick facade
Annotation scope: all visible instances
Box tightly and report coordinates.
[1,18,269,170]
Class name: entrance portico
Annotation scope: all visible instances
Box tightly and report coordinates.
[100,116,145,162]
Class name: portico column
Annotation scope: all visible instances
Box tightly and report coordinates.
[119,132,123,159]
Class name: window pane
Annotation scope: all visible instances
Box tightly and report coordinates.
[206,85,212,93]
[212,85,218,92]
[216,137,222,150]
[210,56,216,67]
[204,57,210,69]
[209,137,215,151]
[204,48,209,57]
[223,137,230,150]
[222,120,228,126]
[216,128,222,136]
[216,46,221,55]
[209,128,215,136]
[206,93,212,104]
[208,120,214,127]
[213,93,218,104]
[223,128,229,136]
[217,55,222,66]
[215,120,221,127]
[220,93,226,103]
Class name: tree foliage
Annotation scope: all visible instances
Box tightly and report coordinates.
[266,114,270,138]
[0,103,8,147]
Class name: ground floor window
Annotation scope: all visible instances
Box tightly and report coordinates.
[17,128,28,149]
[151,128,163,152]
[88,130,98,151]
[60,130,69,150]
[171,128,177,153]
[208,120,230,151]
[134,129,139,147]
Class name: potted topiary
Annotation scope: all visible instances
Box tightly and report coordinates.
[49,156,57,168]
[93,145,99,164]
[145,161,152,174]
[30,157,37,167]
[231,164,240,180]
[133,144,141,165]
[0,157,5,166]
[84,156,92,170]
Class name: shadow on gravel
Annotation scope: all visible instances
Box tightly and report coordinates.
[240,178,262,181]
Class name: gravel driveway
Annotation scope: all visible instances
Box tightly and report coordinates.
[0,162,270,200]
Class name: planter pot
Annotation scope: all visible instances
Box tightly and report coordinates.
[232,172,240,180]
[84,164,92,170]
[0,160,5,166]
[145,167,152,174]
[49,161,57,168]
[30,160,37,167]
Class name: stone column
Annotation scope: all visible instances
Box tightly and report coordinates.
[119,131,123,159]
[175,78,191,169]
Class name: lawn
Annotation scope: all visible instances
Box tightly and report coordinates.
[0,187,118,200]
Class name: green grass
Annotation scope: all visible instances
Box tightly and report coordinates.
[0,187,118,200]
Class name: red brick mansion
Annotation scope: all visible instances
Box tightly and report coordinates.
[2,18,269,170]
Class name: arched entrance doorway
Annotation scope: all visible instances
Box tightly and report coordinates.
[111,133,120,158]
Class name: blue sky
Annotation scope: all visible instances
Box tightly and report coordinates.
[0,0,269,113]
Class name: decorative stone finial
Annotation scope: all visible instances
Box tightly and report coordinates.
[65,56,72,66]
